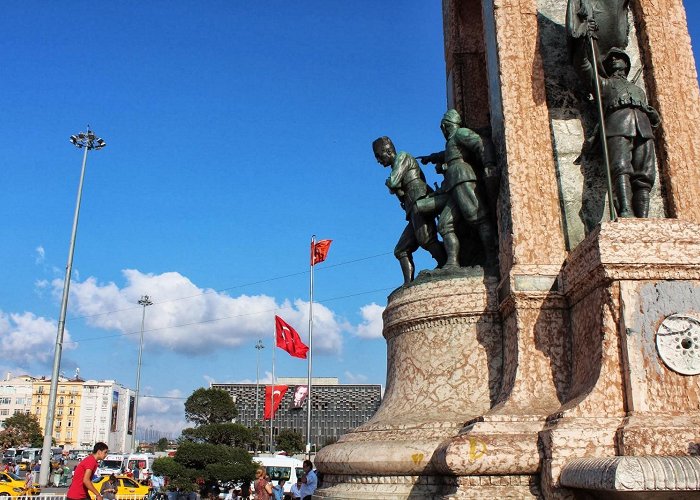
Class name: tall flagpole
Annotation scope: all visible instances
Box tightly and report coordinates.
[306,235,315,457]
[270,335,276,453]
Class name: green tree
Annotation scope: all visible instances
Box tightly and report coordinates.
[0,412,43,448]
[275,429,304,455]
[181,423,255,448]
[155,388,254,493]
[152,442,256,492]
[184,388,237,426]
[156,437,170,451]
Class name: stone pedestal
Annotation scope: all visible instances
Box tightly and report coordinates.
[539,219,700,498]
[315,275,501,498]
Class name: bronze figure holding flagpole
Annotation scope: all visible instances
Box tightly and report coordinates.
[567,0,659,219]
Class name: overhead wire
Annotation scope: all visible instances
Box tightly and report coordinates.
[66,251,393,322]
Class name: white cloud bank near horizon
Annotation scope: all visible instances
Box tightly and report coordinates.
[41,268,384,356]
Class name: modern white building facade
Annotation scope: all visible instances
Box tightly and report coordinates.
[0,374,34,428]
[78,380,135,453]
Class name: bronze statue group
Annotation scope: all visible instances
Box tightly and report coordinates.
[375,0,659,286]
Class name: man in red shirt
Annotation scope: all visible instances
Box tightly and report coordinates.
[67,442,109,500]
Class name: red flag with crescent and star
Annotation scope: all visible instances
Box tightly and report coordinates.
[275,315,309,359]
[263,384,289,420]
[311,239,332,265]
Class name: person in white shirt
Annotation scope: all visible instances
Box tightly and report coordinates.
[290,479,303,499]
[298,460,317,500]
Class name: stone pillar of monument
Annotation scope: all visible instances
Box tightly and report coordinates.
[315,0,700,498]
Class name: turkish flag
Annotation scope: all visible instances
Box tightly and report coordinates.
[275,316,309,359]
[311,239,332,265]
[263,385,289,420]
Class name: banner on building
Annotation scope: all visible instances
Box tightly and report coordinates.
[292,385,308,409]
[110,390,119,432]
[127,396,135,435]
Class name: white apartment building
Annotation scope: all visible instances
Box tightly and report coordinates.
[78,380,135,453]
[0,374,34,428]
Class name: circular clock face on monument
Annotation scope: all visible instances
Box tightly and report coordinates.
[655,314,700,376]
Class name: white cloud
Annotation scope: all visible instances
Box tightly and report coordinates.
[354,303,385,339]
[203,375,216,386]
[56,269,350,357]
[344,371,368,384]
[228,371,273,385]
[138,389,187,436]
[0,310,75,367]
[35,246,45,265]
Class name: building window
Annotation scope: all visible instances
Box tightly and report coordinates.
[38,386,44,394]
[68,408,74,416]
[67,420,72,427]
[0,409,9,416]
[58,397,64,405]
[0,397,11,405]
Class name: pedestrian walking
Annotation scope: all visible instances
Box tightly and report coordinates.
[299,460,317,500]
[66,442,109,500]
[253,467,272,500]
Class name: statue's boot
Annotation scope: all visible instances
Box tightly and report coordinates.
[616,175,634,218]
[632,188,650,218]
[476,220,499,270]
[426,241,447,268]
[442,232,461,268]
[398,256,415,285]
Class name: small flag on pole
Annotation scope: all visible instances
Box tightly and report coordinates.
[264,385,289,420]
[275,316,309,359]
[311,239,332,265]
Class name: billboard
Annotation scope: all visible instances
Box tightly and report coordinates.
[110,390,119,432]
[127,396,135,435]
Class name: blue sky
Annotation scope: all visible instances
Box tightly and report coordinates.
[1,2,698,438]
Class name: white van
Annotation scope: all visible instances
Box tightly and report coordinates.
[124,453,156,480]
[97,453,125,476]
[253,456,304,495]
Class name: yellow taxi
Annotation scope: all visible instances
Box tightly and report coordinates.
[0,470,41,496]
[88,475,150,499]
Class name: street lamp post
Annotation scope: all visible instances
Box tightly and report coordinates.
[39,129,106,487]
[254,339,264,453]
[133,295,153,452]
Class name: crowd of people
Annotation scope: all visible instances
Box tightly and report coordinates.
[62,443,318,500]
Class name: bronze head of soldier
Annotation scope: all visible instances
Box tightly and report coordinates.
[602,47,631,78]
[372,136,396,167]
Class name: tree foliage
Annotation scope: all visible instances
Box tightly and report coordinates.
[275,429,304,455]
[156,437,170,451]
[181,423,255,448]
[157,388,253,493]
[153,442,256,492]
[0,413,43,448]
[184,388,237,426]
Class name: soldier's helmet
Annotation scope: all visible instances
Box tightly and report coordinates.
[602,47,631,77]
[441,109,462,126]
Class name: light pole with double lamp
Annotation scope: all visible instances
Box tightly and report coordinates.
[133,295,153,451]
[39,129,106,486]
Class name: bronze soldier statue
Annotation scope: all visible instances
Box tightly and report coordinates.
[418,110,498,269]
[577,27,661,217]
[373,136,447,285]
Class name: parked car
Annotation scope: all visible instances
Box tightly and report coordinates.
[88,475,149,500]
[0,470,41,496]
